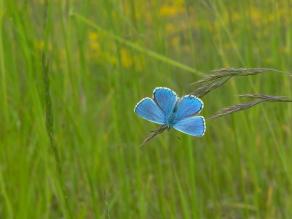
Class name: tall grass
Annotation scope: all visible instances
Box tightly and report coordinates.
[0,0,291,218]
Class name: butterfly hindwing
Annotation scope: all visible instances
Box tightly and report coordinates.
[153,87,177,119]
[173,116,206,137]
[174,95,203,122]
[134,97,165,125]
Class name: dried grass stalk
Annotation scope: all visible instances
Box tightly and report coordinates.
[192,68,290,98]
[141,125,168,146]
[238,94,292,102]
[191,76,232,98]
[208,94,292,120]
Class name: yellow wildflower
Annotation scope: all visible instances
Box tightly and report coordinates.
[159,5,184,17]
[120,48,133,69]
[250,7,263,26]
[88,31,98,43]
[88,31,101,57]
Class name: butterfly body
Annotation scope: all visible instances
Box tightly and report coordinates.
[166,111,176,127]
[134,87,206,137]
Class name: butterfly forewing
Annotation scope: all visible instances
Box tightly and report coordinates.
[153,87,177,119]
[134,97,165,125]
[174,95,203,122]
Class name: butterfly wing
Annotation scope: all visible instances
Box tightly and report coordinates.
[173,116,206,137]
[153,87,177,119]
[174,95,204,122]
[134,97,165,125]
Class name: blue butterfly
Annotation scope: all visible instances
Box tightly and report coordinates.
[134,87,206,137]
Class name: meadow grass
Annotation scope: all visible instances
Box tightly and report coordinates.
[0,0,291,218]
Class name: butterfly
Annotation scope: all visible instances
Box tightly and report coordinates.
[134,87,206,137]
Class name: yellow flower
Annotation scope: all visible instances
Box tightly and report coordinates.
[120,48,133,68]
[250,7,263,26]
[159,5,184,17]
[88,31,98,42]
[88,31,101,58]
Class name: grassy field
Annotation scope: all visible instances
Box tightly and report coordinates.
[0,0,291,218]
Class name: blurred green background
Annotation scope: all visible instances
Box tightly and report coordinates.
[0,0,291,218]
